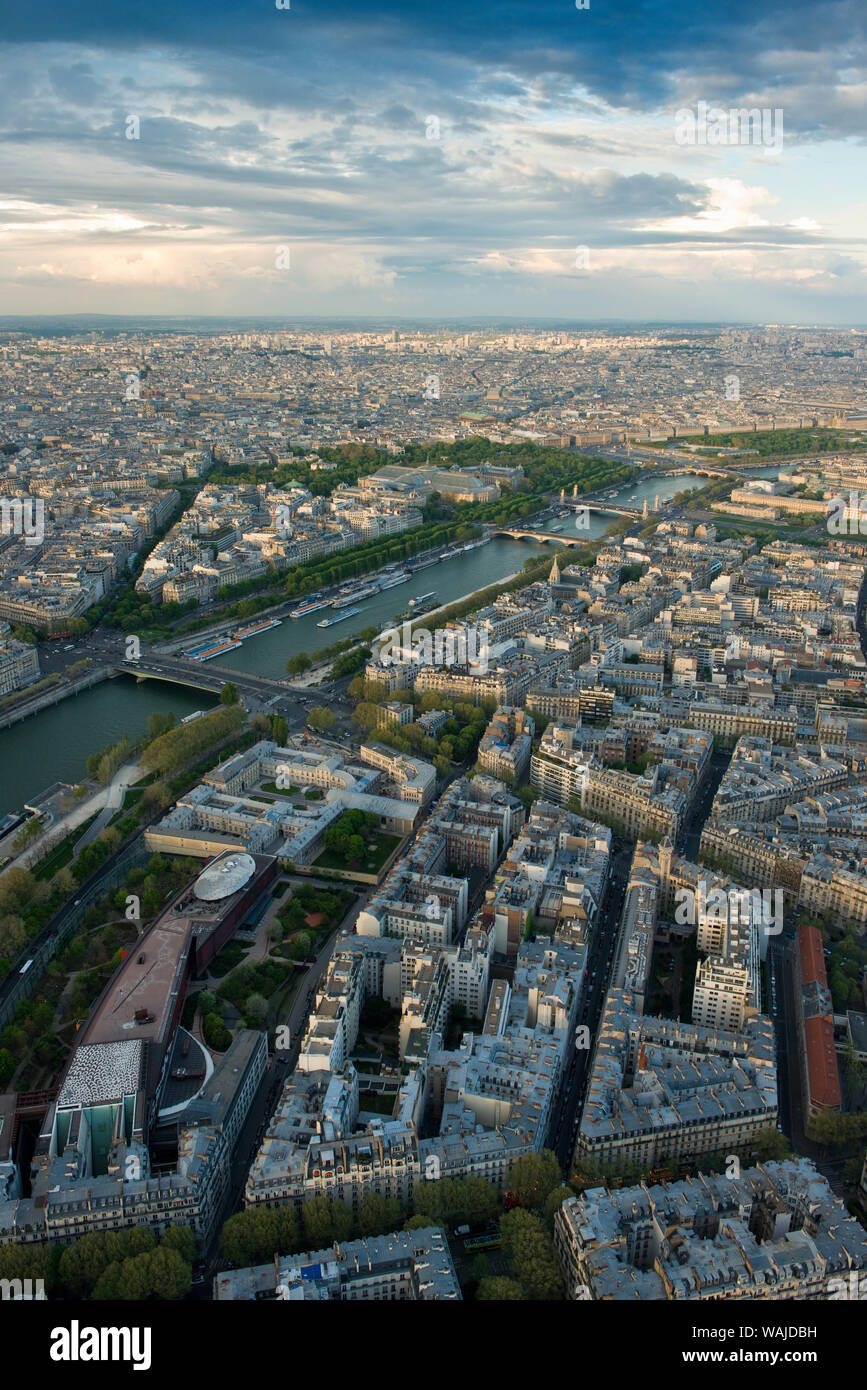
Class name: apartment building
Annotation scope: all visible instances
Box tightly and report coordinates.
[485,802,609,957]
[214,1227,461,1301]
[413,666,518,706]
[555,1160,867,1300]
[699,823,805,905]
[477,705,535,783]
[576,990,778,1169]
[0,625,40,695]
[692,956,754,1031]
[296,950,365,1075]
[712,739,849,825]
[374,701,414,728]
[798,855,867,934]
[245,902,587,1213]
[686,701,798,746]
[581,766,686,842]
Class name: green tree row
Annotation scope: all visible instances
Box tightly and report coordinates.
[0,1224,196,1301]
[140,704,245,775]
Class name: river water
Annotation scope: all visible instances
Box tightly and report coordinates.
[197,470,718,680]
[0,466,780,815]
[0,679,217,817]
[214,534,585,679]
[0,537,561,814]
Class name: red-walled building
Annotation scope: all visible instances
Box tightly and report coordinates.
[794,923,842,1118]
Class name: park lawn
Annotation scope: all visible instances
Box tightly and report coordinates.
[313,832,401,874]
[32,812,102,881]
[218,958,293,1018]
[209,939,252,979]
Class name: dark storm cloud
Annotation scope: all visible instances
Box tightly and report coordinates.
[3,1,865,135]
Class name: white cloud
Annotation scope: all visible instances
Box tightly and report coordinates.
[640,177,777,234]
[5,239,398,294]
[0,200,152,239]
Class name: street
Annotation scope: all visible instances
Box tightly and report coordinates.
[551,842,632,1169]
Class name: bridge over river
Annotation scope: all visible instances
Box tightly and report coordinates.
[116,653,305,707]
[488,506,643,546]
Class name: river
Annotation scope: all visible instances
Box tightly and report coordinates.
[0,465,781,815]
[0,679,217,818]
[210,532,605,680]
[0,536,564,814]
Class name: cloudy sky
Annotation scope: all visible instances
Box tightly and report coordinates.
[1,0,865,321]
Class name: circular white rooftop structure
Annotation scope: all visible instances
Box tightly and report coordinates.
[194,852,257,902]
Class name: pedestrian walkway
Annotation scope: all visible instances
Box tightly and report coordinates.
[2,757,143,874]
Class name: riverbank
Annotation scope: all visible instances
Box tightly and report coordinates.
[416,571,524,623]
[0,756,144,878]
[0,514,614,813]
[151,536,485,659]
[153,596,298,657]
[0,678,213,821]
[0,664,115,733]
[290,570,532,685]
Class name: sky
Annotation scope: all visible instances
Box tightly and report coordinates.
[0,0,865,322]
